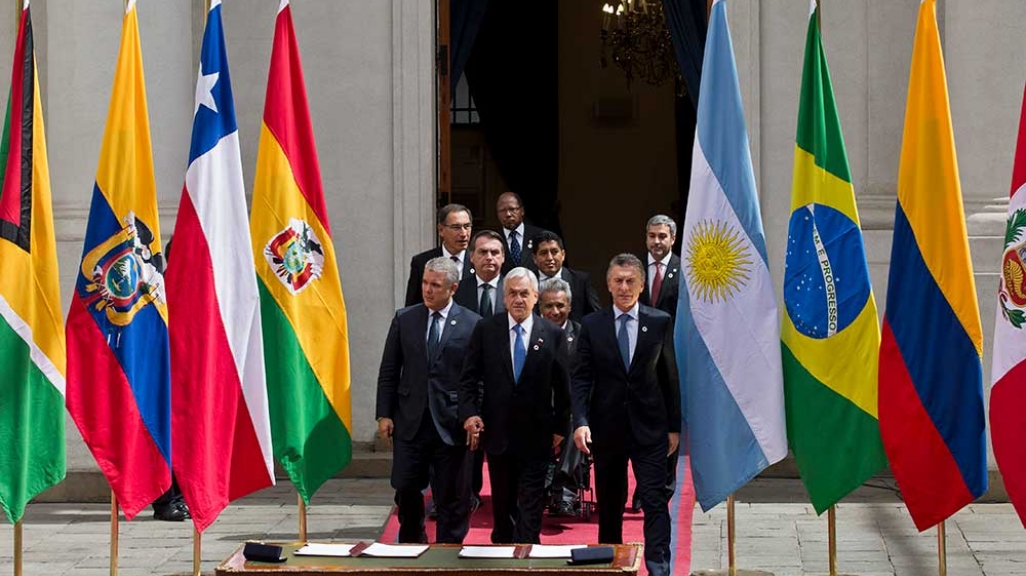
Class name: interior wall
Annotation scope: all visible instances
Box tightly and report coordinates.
[557,1,679,297]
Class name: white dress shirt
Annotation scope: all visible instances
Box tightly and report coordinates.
[441,245,466,280]
[615,302,639,364]
[502,223,526,250]
[538,268,563,283]
[507,312,534,369]
[647,252,673,294]
[426,299,454,341]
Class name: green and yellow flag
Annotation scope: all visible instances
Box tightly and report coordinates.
[250,0,352,503]
[781,0,887,514]
[0,2,66,524]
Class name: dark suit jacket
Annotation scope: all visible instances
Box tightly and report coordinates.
[453,274,506,317]
[404,247,476,307]
[561,319,581,373]
[499,224,544,275]
[458,313,570,459]
[639,253,681,318]
[571,305,680,450]
[540,267,601,323]
[376,303,482,446]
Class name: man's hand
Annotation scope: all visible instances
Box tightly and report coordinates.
[668,432,680,456]
[377,418,394,448]
[464,416,485,450]
[552,434,565,453]
[573,426,592,455]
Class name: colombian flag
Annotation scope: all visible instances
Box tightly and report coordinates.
[66,0,172,520]
[781,0,887,514]
[0,1,66,524]
[879,0,985,532]
[250,0,353,503]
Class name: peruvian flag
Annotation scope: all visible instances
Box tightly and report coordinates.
[991,82,1026,527]
[166,0,275,532]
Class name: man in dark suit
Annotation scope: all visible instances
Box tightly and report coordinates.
[538,278,585,516]
[459,268,570,544]
[377,257,482,544]
[531,231,600,322]
[496,192,543,275]
[639,214,681,318]
[454,230,506,317]
[572,254,680,576]
[632,214,682,512]
[404,204,475,306]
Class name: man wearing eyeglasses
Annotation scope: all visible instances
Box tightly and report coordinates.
[404,204,476,306]
[496,192,543,275]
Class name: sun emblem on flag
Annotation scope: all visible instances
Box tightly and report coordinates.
[685,219,753,303]
[999,208,1026,329]
[265,218,325,295]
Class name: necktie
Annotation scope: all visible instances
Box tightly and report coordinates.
[427,311,442,358]
[513,324,526,383]
[480,284,494,317]
[651,261,664,304]
[617,314,631,370]
[509,231,521,264]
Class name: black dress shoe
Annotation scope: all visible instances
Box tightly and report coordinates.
[153,502,189,522]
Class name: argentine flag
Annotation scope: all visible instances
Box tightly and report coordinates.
[676,0,787,511]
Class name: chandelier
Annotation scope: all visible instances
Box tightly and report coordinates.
[600,0,682,92]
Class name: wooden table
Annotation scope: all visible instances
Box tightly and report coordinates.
[216,543,641,575]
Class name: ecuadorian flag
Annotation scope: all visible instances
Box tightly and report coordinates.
[879,0,985,532]
[66,0,172,520]
[250,0,353,504]
[781,0,887,515]
[0,0,66,524]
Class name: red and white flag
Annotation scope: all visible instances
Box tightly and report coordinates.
[165,0,274,532]
[991,83,1026,527]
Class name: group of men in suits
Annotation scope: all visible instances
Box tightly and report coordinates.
[377,198,683,576]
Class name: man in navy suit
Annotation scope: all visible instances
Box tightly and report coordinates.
[531,231,601,322]
[496,192,544,275]
[377,257,482,543]
[404,204,475,306]
[573,254,680,576]
[459,267,570,544]
[454,230,507,317]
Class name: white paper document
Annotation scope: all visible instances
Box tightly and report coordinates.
[294,543,357,557]
[359,543,429,558]
[458,546,517,559]
[527,544,588,558]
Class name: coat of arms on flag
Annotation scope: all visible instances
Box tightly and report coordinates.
[264,218,325,295]
[999,208,1026,327]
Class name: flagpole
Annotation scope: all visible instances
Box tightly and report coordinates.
[692,494,775,576]
[193,526,202,576]
[937,521,947,576]
[110,491,119,576]
[298,494,308,542]
[14,520,23,576]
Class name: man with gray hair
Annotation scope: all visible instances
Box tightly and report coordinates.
[459,267,570,544]
[377,256,482,543]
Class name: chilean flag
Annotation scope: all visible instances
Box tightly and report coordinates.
[991,82,1026,528]
[166,0,275,533]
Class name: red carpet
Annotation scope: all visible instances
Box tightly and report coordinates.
[380,456,696,575]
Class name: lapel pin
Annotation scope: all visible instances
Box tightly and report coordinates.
[667,272,674,279]
[533,344,540,351]
[470,268,476,275]
[641,326,648,333]
[450,320,457,326]
[567,336,574,343]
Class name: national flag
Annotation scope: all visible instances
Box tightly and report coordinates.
[166,0,275,533]
[250,0,353,503]
[781,0,888,514]
[990,82,1026,527]
[0,0,66,524]
[65,0,171,520]
[676,0,787,512]
[879,0,986,532]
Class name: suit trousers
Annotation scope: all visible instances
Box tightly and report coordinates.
[486,450,549,544]
[391,411,470,544]
[593,440,671,576]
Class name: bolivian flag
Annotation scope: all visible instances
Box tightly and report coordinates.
[0,0,66,524]
[251,0,352,504]
[781,0,887,514]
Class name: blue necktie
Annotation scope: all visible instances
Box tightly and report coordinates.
[513,324,526,383]
[427,311,441,358]
[618,314,631,370]
[510,231,521,264]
